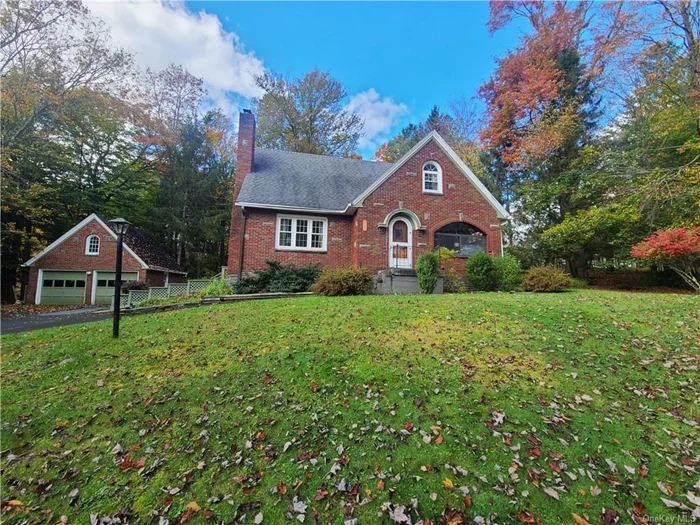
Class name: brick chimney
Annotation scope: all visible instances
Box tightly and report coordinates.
[236,109,256,191]
[228,110,256,277]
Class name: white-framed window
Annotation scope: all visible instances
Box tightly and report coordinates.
[85,234,100,255]
[276,214,328,252]
[422,161,443,194]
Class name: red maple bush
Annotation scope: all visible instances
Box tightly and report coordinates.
[631,227,700,292]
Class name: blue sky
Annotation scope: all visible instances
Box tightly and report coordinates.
[200,2,524,156]
[88,1,526,158]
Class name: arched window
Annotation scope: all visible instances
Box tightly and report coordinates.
[434,222,485,257]
[422,161,442,194]
[85,234,100,255]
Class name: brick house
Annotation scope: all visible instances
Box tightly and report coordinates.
[228,111,510,278]
[23,214,185,305]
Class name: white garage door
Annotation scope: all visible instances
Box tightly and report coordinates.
[39,271,87,305]
[93,271,139,305]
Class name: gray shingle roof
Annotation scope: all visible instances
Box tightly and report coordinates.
[236,149,393,212]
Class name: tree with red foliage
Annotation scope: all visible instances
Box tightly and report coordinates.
[631,228,700,292]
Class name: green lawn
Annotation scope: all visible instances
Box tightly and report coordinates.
[2,291,698,524]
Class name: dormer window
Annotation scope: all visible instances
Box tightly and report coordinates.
[422,162,443,194]
[85,235,100,255]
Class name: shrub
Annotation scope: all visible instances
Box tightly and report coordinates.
[234,260,321,294]
[568,277,590,289]
[121,280,147,292]
[522,266,570,292]
[492,255,521,291]
[631,227,700,292]
[312,267,375,296]
[443,268,467,293]
[466,252,496,291]
[436,247,458,264]
[199,277,233,297]
[415,251,440,294]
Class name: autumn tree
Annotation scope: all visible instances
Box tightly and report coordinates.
[631,227,700,291]
[479,0,641,276]
[141,64,206,138]
[254,69,363,156]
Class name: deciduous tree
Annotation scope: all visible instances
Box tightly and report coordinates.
[254,69,363,156]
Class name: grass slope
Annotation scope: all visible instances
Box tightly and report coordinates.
[1,291,698,524]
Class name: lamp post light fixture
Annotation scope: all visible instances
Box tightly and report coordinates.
[109,217,131,338]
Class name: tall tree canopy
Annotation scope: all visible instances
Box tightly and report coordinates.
[254,69,363,156]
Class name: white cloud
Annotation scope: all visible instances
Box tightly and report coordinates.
[346,89,408,151]
[86,0,265,114]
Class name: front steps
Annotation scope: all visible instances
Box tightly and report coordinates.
[375,268,443,294]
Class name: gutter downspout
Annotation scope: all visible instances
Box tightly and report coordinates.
[237,206,247,281]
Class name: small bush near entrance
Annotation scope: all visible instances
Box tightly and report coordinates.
[415,251,440,294]
[235,260,321,294]
[199,277,234,297]
[522,266,570,292]
[492,254,522,291]
[312,267,375,296]
[466,252,496,291]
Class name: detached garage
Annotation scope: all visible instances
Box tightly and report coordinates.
[24,214,185,305]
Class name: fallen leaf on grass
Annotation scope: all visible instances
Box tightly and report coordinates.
[601,508,620,525]
[442,477,454,489]
[542,487,559,500]
[657,481,673,496]
[516,510,536,523]
[571,513,590,525]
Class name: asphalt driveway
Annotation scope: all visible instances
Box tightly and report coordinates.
[1,306,111,334]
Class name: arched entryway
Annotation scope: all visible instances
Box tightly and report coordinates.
[433,222,486,257]
[389,216,413,268]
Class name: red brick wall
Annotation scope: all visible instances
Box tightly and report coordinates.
[240,210,353,271]
[25,219,144,304]
[354,140,503,272]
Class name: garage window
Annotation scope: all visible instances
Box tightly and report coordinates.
[86,235,100,255]
[43,279,53,287]
[97,279,107,287]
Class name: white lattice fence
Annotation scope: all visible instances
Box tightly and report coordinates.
[149,287,169,300]
[169,283,188,296]
[128,289,150,306]
[112,294,130,310]
[187,280,211,293]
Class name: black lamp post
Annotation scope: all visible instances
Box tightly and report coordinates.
[109,218,131,338]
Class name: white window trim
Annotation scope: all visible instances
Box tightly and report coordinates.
[85,234,100,255]
[275,214,328,252]
[422,161,443,195]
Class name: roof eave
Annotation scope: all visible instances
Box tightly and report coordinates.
[236,201,357,215]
